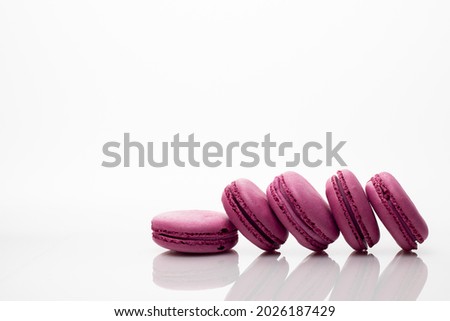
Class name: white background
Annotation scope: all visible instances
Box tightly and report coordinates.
[1,1,449,301]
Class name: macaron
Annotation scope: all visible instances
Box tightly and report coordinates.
[325,170,380,251]
[365,172,428,251]
[222,178,288,251]
[267,171,339,251]
[151,210,238,253]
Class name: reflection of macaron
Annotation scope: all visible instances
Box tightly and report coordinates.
[152,210,238,253]
[275,252,339,301]
[222,179,288,251]
[153,250,239,290]
[366,172,428,251]
[374,251,427,300]
[267,172,339,251]
[225,252,288,300]
[329,251,380,300]
[326,170,380,251]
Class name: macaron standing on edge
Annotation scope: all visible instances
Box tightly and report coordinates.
[326,169,380,251]
[152,210,238,254]
[222,178,289,251]
[365,172,429,251]
[267,171,339,251]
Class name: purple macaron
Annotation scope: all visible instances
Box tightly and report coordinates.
[326,170,380,251]
[152,210,238,253]
[365,172,428,251]
[222,178,288,251]
[267,171,339,251]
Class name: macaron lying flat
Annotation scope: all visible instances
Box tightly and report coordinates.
[326,170,380,251]
[222,178,288,251]
[267,171,339,251]
[365,172,428,251]
[152,210,238,253]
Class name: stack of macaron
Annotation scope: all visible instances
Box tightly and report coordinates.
[151,170,428,253]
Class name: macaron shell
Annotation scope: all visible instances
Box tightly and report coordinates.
[378,172,428,241]
[283,172,339,243]
[152,210,235,234]
[366,172,428,251]
[326,170,380,250]
[152,233,238,254]
[152,210,238,253]
[268,178,325,251]
[366,181,413,250]
[222,194,271,250]
[222,179,288,251]
[326,177,364,250]
[268,172,339,251]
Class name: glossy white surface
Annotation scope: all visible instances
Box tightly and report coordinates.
[0,230,445,300]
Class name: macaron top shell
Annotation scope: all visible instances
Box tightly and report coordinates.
[366,172,428,251]
[326,169,380,250]
[152,210,236,235]
[222,178,288,251]
[268,171,339,251]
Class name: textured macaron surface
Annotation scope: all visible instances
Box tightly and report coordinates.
[267,171,339,251]
[222,178,288,251]
[152,210,238,253]
[366,172,428,251]
[326,170,380,250]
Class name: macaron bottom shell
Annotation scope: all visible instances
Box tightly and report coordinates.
[152,232,238,254]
